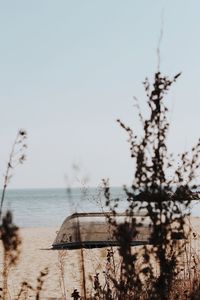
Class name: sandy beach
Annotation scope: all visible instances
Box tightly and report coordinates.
[0,226,114,299]
[0,217,200,299]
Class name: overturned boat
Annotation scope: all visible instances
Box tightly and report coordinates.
[52,212,152,249]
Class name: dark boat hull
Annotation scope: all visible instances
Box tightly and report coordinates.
[52,212,151,250]
[52,239,149,250]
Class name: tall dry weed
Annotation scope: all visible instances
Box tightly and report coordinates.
[100,72,200,300]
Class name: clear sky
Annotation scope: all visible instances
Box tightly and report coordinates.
[0,0,200,188]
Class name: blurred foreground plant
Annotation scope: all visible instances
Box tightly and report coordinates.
[101,72,200,300]
[0,211,21,299]
[0,129,27,219]
[0,129,27,299]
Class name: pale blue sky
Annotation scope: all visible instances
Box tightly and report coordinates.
[0,0,200,188]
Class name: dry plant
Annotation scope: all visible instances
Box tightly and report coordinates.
[15,281,33,300]
[0,129,27,219]
[99,71,200,300]
[0,211,21,300]
[58,250,67,300]
[35,267,49,300]
[77,221,87,299]
[0,130,52,300]
[14,268,49,300]
[0,129,27,299]
[64,71,200,300]
[90,248,119,300]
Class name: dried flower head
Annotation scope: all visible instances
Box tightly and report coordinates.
[18,129,27,137]
[19,154,26,164]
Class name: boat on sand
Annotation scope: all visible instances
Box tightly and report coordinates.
[52,212,151,249]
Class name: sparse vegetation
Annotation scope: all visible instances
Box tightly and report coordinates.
[1,71,200,300]
[0,131,49,299]
[94,71,200,300]
[0,130,27,299]
[0,129,27,220]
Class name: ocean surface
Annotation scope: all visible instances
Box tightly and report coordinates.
[2,187,124,228]
[1,188,200,228]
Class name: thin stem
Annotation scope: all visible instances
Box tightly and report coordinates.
[0,135,18,220]
[76,215,87,299]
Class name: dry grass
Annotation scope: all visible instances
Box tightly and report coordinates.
[0,221,199,299]
[1,71,200,299]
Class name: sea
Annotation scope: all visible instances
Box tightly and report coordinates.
[1,187,200,228]
[2,187,123,228]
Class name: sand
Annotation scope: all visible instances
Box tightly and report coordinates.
[0,217,200,299]
[0,227,112,299]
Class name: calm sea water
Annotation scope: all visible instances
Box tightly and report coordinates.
[1,188,200,228]
[2,187,124,228]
